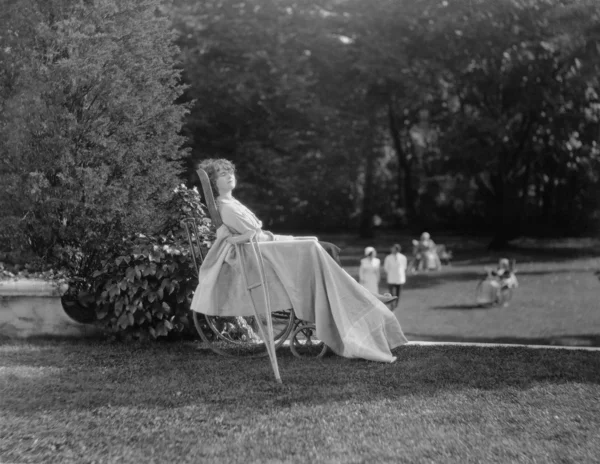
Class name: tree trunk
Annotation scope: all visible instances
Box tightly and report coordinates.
[387,101,416,219]
[359,143,376,239]
[359,109,377,239]
[488,168,514,250]
[517,153,532,233]
[490,115,535,248]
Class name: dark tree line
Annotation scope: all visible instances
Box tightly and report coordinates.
[170,0,600,246]
[2,0,599,264]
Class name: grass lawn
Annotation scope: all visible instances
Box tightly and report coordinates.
[1,339,600,464]
[331,234,600,347]
[1,235,599,463]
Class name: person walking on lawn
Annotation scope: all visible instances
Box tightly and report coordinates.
[383,244,407,310]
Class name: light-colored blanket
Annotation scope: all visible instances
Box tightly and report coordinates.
[191,225,408,362]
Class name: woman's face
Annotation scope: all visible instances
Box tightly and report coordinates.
[215,167,236,194]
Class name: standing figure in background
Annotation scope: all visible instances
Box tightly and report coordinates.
[359,247,380,294]
[383,244,407,310]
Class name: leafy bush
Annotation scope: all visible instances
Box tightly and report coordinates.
[92,233,197,339]
[89,184,215,339]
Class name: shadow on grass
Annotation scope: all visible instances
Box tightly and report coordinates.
[378,265,596,293]
[430,303,492,310]
[1,339,600,416]
[452,247,600,266]
[399,266,598,293]
[404,270,479,290]
[514,268,597,276]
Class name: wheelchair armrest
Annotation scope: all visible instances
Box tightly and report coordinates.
[292,236,318,241]
[226,230,256,245]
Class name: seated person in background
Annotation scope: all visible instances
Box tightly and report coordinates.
[412,232,442,272]
[359,247,381,294]
[477,258,518,306]
[191,158,407,363]
[489,258,518,290]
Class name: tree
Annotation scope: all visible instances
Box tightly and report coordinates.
[170,0,600,240]
[420,0,600,245]
[0,0,189,275]
[170,0,366,231]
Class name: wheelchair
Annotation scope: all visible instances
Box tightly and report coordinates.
[475,262,518,307]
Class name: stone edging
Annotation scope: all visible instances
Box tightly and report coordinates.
[0,279,99,338]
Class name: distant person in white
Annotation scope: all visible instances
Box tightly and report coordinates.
[383,244,407,309]
[359,246,381,294]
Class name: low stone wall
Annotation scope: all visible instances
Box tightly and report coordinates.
[0,279,101,338]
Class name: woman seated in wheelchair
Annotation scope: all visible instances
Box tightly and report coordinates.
[190,158,408,362]
[476,258,518,306]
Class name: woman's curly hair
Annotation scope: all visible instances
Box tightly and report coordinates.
[197,158,236,197]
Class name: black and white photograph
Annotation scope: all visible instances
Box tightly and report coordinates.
[1,0,599,462]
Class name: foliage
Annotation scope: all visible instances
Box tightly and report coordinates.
[0,0,189,276]
[171,0,600,242]
[91,232,198,339]
[415,0,600,242]
[170,0,367,230]
[80,184,213,339]
[0,261,68,284]
[2,340,600,463]
[161,184,216,245]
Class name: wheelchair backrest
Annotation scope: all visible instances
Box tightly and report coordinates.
[196,168,223,229]
[182,168,224,275]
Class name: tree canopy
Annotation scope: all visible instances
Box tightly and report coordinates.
[171,0,600,243]
[2,0,599,259]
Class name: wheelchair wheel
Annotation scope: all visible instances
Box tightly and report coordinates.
[289,323,329,359]
[193,309,295,358]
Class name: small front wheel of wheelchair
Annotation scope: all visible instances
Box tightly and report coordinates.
[290,323,328,359]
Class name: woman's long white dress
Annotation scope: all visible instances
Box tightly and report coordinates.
[190,197,408,363]
[359,257,381,294]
